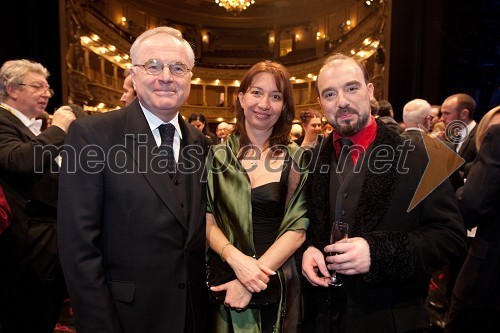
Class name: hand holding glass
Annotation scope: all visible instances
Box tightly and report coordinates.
[326,221,349,286]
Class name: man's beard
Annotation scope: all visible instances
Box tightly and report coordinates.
[331,107,370,137]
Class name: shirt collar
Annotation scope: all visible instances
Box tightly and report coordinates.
[1,102,42,135]
[333,116,378,163]
[139,101,183,139]
[405,127,426,132]
[458,120,476,138]
[466,120,476,132]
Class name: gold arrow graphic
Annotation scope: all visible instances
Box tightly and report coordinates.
[408,125,465,211]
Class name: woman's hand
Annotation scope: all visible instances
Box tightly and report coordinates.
[206,214,275,293]
[301,246,329,287]
[210,279,252,311]
[226,250,275,293]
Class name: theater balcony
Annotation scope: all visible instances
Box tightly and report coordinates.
[62,0,390,124]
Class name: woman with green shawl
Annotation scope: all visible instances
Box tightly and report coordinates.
[206,60,309,333]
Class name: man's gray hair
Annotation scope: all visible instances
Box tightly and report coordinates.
[130,26,195,68]
[403,98,432,128]
[0,59,49,101]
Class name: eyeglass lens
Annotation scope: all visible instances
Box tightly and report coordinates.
[21,83,54,96]
[142,59,189,76]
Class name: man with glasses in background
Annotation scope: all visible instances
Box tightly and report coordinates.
[58,27,209,333]
[0,59,75,333]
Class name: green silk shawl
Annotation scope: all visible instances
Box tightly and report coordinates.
[206,134,309,333]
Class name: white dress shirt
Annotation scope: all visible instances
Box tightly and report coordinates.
[139,102,182,162]
[1,103,42,135]
[456,120,477,153]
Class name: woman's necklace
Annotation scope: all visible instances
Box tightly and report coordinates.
[241,145,269,167]
[248,147,282,167]
[250,147,268,166]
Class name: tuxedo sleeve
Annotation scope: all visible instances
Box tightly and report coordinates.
[364,178,467,283]
[0,119,66,173]
[363,143,467,284]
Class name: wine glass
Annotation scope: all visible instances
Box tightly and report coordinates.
[326,221,349,286]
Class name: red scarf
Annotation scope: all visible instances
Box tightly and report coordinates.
[333,116,378,165]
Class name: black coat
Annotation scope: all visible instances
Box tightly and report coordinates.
[57,99,209,333]
[0,105,67,332]
[303,119,467,333]
[457,124,477,182]
[453,124,500,308]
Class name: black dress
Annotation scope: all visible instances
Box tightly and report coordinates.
[251,162,289,333]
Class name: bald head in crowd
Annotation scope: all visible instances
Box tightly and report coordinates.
[402,98,432,130]
[216,121,229,142]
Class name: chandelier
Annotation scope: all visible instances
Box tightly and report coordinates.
[215,0,255,14]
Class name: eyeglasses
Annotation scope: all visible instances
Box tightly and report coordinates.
[19,83,54,97]
[133,59,191,77]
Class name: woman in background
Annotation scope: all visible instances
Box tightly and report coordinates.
[188,112,219,145]
[296,109,323,149]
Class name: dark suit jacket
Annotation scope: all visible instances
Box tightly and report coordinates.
[0,105,67,332]
[0,105,66,279]
[57,100,208,333]
[303,119,466,333]
[457,123,477,164]
[453,124,500,308]
[457,123,477,180]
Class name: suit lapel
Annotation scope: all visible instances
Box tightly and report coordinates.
[123,103,188,230]
[458,125,476,156]
[178,119,205,242]
[353,119,401,234]
[0,107,37,140]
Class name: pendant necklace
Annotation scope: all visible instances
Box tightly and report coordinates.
[249,146,268,167]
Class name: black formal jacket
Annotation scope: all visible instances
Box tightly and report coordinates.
[453,124,500,308]
[0,105,66,280]
[304,119,466,333]
[57,100,209,333]
[457,124,477,181]
[457,124,477,165]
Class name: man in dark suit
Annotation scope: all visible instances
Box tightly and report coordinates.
[120,71,137,107]
[0,59,75,333]
[300,53,467,332]
[58,27,209,333]
[401,98,433,135]
[376,99,405,134]
[440,93,478,186]
[402,98,463,328]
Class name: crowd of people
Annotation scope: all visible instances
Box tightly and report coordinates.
[0,25,498,333]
